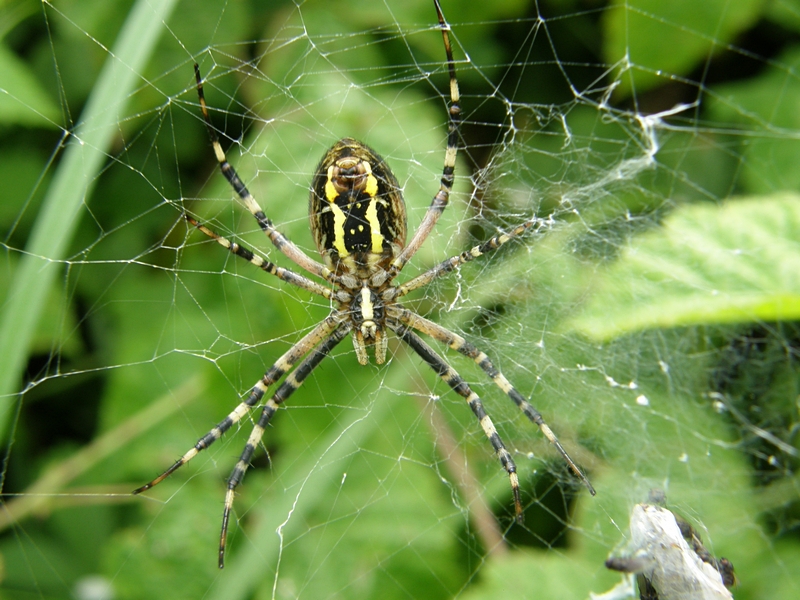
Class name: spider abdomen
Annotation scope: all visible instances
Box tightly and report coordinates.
[310,138,406,279]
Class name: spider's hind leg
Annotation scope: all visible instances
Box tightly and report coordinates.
[193,63,335,283]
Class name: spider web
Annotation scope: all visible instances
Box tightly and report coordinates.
[2,0,799,599]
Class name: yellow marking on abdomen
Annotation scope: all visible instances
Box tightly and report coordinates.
[365,196,384,253]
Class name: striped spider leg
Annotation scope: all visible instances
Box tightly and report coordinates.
[192,63,339,286]
[387,0,460,276]
[133,310,348,566]
[389,218,543,300]
[390,307,595,504]
[133,216,355,567]
[216,323,351,567]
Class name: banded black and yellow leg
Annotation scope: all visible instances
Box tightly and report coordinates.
[132,314,344,495]
[394,219,540,299]
[390,0,461,274]
[185,215,344,302]
[390,307,595,495]
[391,322,524,519]
[193,64,336,284]
[218,324,350,568]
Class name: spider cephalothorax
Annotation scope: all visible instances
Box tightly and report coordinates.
[134,0,594,569]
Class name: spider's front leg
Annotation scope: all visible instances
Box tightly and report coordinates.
[132,316,343,494]
[390,306,595,498]
[391,322,525,519]
[216,324,350,568]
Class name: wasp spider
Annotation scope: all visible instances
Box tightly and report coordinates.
[134,0,594,568]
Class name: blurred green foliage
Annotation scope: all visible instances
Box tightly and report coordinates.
[2,0,800,599]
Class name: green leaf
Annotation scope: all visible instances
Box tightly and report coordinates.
[458,551,601,600]
[709,46,800,194]
[603,0,765,97]
[0,43,60,127]
[568,193,800,340]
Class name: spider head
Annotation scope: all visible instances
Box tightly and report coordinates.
[350,285,388,365]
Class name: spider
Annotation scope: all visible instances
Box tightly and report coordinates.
[134,0,594,568]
